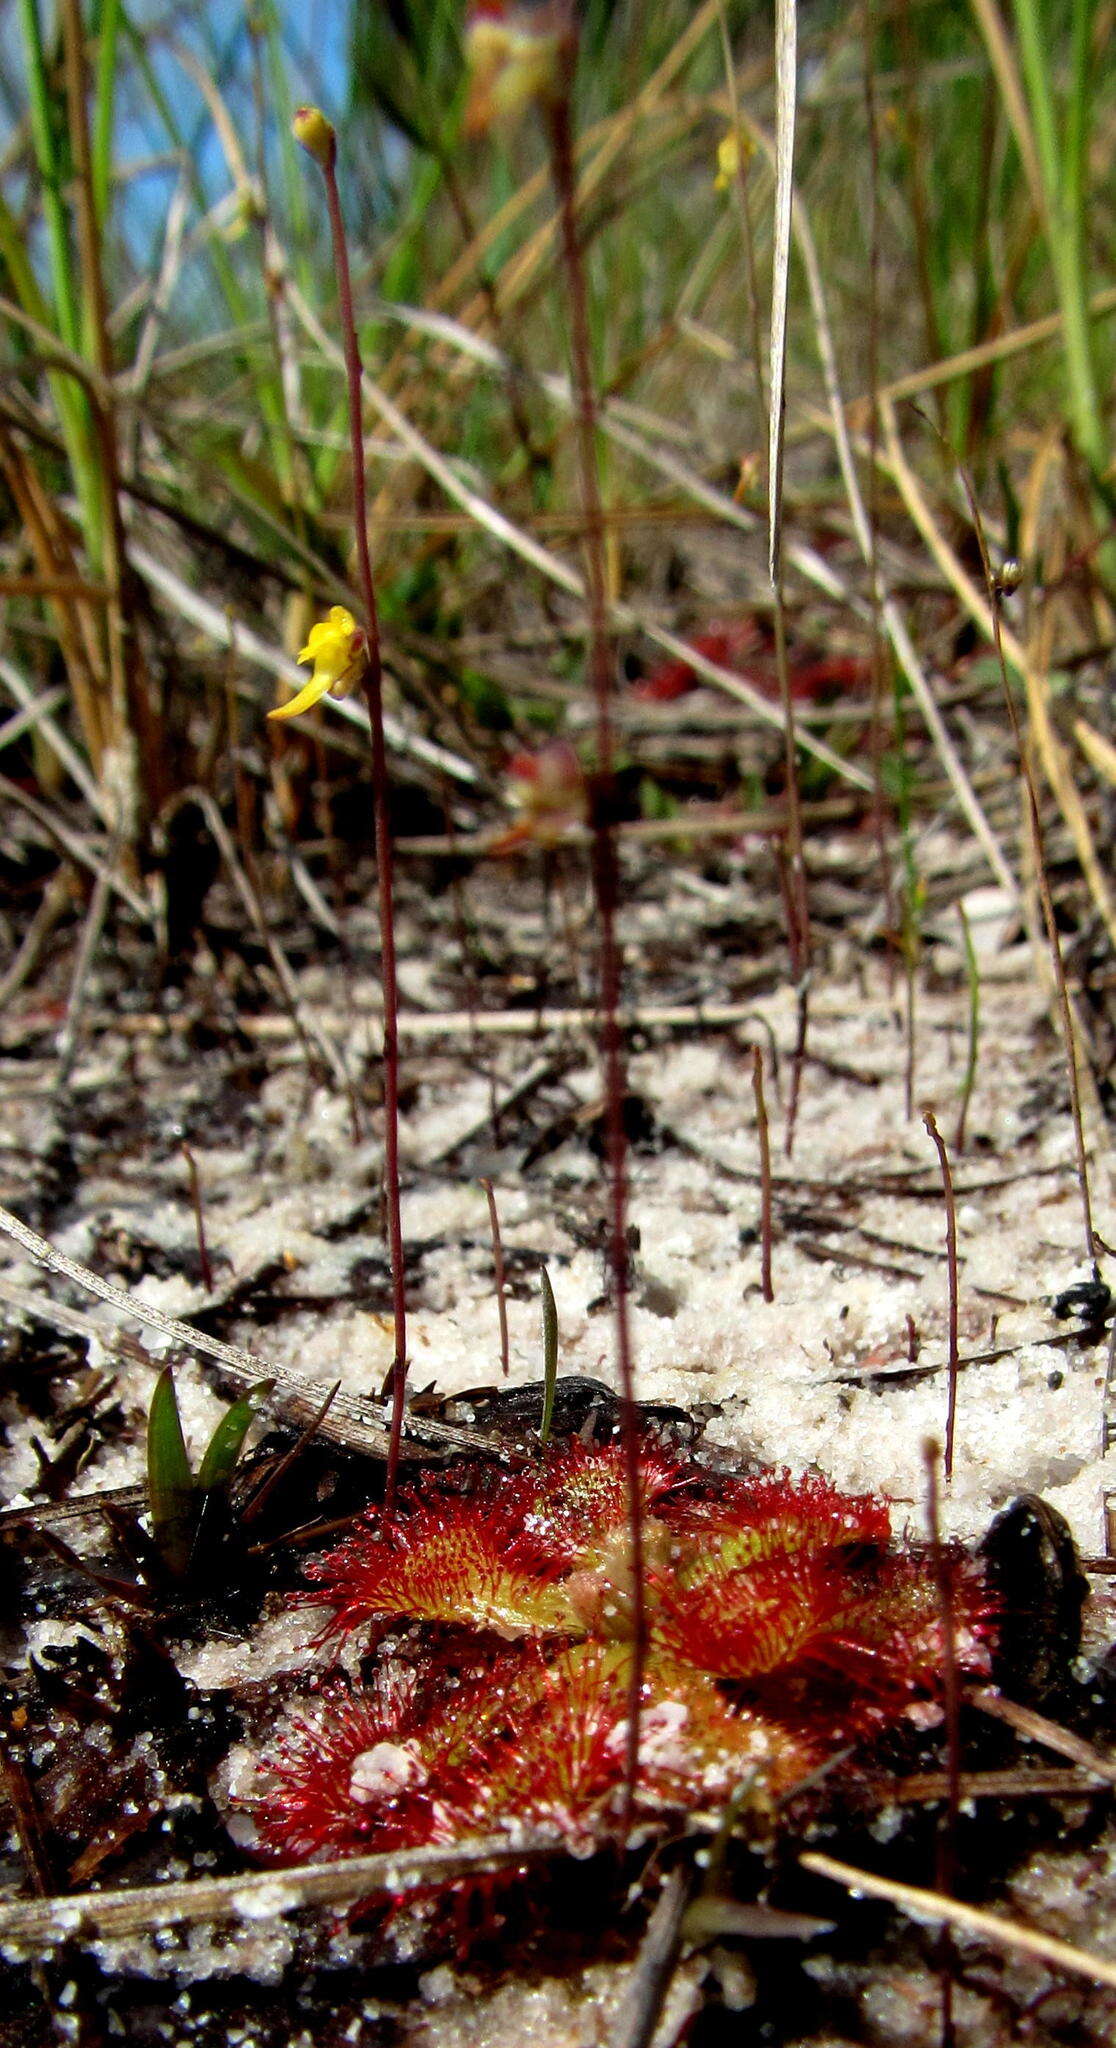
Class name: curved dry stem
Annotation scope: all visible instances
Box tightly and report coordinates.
[801,1850,1116,1991]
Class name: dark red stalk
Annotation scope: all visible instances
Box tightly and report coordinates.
[752,1045,774,1302]
[923,1111,960,1483]
[315,139,408,1511]
[955,471,1096,1267]
[546,65,645,1824]
[862,2,898,985]
[772,601,811,1163]
[181,1143,214,1295]
[923,1438,960,2048]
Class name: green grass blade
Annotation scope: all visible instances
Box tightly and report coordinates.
[1059,0,1104,475]
[1011,0,1104,472]
[0,188,101,577]
[17,0,81,354]
[1009,0,1061,209]
[146,1367,197,1578]
[90,0,122,232]
[197,1381,274,1494]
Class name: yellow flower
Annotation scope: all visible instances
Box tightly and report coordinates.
[268,606,367,723]
[714,129,752,192]
[714,133,739,191]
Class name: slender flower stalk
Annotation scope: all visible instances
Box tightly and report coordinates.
[293,108,408,1510]
[923,1111,960,1483]
[751,1046,774,1302]
[543,41,646,1827]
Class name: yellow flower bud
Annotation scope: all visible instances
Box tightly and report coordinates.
[292,105,336,171]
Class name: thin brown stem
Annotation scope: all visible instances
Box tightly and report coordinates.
[904,944,918,1124]
[181,1143,214,1296]
[546,70,645,1827]
[480,1178,511,1379]
[241,1382,341,1527]
[953,469,1096,1265]
[862,0,897,982]
[752,1045,774,1302]
[923,1112,960,1482]
[318,148,408,1510]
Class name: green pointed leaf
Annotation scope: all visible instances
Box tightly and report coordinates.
[197,1382,274,1494]
[146,1367,197,1578]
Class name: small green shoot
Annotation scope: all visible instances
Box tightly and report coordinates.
[146,1366,272,1579]
[539,1266,558,1447]
[146,1367,195,1580]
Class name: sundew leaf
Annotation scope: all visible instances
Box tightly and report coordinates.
[146,1366,196,1578]
[308,1507,579,1640]
[668,1471,891,1583]
[196,1380,274,1494]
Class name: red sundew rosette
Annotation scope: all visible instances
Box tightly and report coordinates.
[254,1445,997,1906]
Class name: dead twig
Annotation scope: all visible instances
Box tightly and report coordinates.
[0,1833,561,1956]
[970,1689,1116,1788]
[0,1204,499,1468]
[606,1864,693,2048]
[0,774,147,922]
[54,858,113,1087]
[0,871,74,1012]
[800,1850,1116,1990]
[159,787,351,1099]
[894,1765,1114,1802]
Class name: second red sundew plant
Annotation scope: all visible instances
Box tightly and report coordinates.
[249,1439,995,1904]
